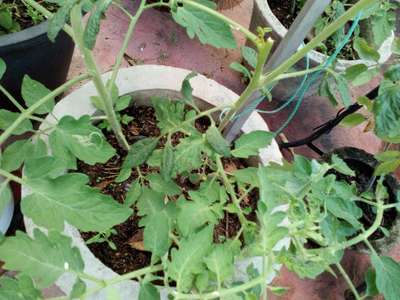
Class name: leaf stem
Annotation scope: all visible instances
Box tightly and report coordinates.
[335,263,362,300]
[108,0,146,93]
[70,5,130,151]
[0,73,90,146]
[0,84,25,112]
[0,169,24,185]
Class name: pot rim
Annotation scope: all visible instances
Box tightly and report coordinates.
[254,0,394,72]
[0,21,50,49]
[23,65,288,299]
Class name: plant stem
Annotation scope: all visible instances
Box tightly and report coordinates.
[0,169,24,185]
[335,263,362,300]
[108,0,146,93]
[172,276,265,299]
[336,200,384,250]
[179,0,258,44]
[260,0,374,86]
[0,73,90,146]
[271,65,325,81]
[219,39,274,130]
[0,84,25,112]
[106,264,163,285]
[70,5,130,151]
[216,156,248,227]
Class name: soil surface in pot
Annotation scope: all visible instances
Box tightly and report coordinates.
[268,0,357,60]
[1,0,58,33]
[78,103,258,276]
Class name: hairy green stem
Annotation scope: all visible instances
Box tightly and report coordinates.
[173,276,266,299]
[216,156,248,227]
[336,200,384,250]
[179,0,258,44]
[70,5,130,151]
[335,263,362,300]
[219,39,274,130]
[0,169,24,185]
[0,73,90,146]
[108,0,146,93]
[0,85,25,112]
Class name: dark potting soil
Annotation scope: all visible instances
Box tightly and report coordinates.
[267,0,356,60]
[332,158,397,241]
[2,0,58,32]
[78,103,258,276]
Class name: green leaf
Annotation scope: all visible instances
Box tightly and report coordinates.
[168,226,213,292]
[0,140,30,172]
[364,268,379,297]
[147,173,181,196]
[0,229,84,288]
[204,240,240,283]
[172,3,236,49]
[232,167,259,187]
[22,173,131,232]
[54,115,116,165]
[330,154,355,176]
[49,131,77,170]
[118,138,158,177]
[392,37,400,55]
[136,188,171,256]
[48,0,77,42]
[375,150,400,161]
[371,255,400,300]
[24,156,65,179]
[384,64,400,82]
[143,210,171,257]
[335,74,351,107]
[161,141,175,181]
[344,64,368,82]
[115,95,132,112]
[0,181,11,217]
[152,98,195,135]
[354,38,380,62]
[139,283,160,300]
[241,46,258,69]
[70,278,86,299]
[370,6,395,47]
[340,113,366,127]
[84,0,112,49]
[181,72,197,105]
[0,109,32,135]
[174,135,208,173]
[319,76,338,106]
[206,125,230,157]
[0,275,42,300]
[357,96,373,111]
[374,160,400,176]
[177,197,220,237]
[230,62,251,79]
[115,167,131,183]
[0,58,6,80]
[21,75,54,114]
[124,180,142,207]
[373,85,400,142]
[326,192,362,229]
[232,131,274,158]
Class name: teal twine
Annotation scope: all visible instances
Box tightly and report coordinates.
[274,11,363,135]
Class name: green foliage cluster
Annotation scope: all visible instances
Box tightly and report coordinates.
[0,0,399,299]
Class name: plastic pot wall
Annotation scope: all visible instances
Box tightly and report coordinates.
[0,21,74,111]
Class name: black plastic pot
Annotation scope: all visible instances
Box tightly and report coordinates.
[0,20,74,111]
[324,147,400,254]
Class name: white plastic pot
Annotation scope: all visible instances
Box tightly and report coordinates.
[250,0,394,72]
[0,176,14,234]
[23,65,288,299]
